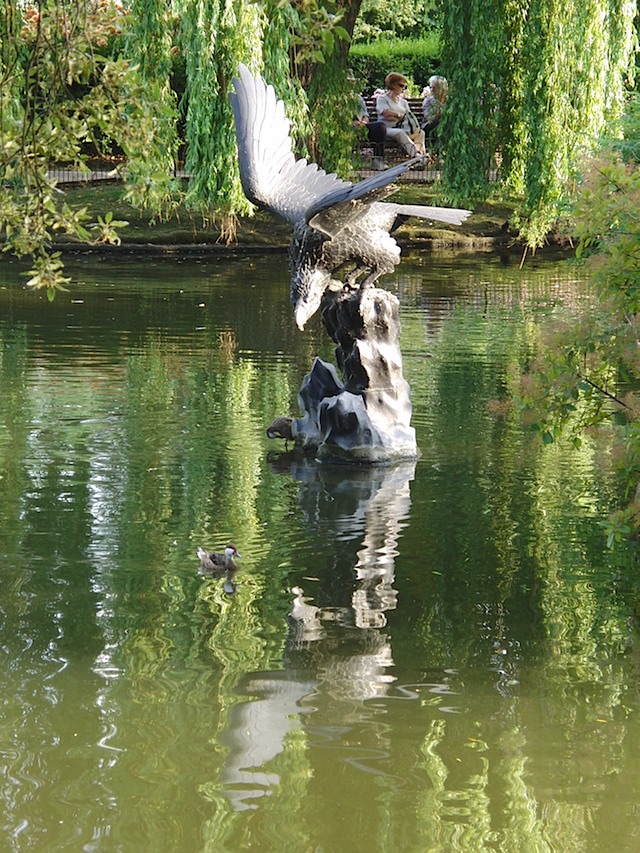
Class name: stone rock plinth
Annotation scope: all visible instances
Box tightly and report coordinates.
[291,287,418,464]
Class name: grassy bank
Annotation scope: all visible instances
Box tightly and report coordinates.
[54,180,519,253]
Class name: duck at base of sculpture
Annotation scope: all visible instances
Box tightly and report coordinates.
[266,416,296,450]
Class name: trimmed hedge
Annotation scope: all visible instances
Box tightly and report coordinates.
[348,36,442,96]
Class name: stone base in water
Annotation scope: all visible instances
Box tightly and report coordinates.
[288,286,418,464]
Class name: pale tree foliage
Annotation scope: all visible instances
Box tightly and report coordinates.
[0,1,185,296]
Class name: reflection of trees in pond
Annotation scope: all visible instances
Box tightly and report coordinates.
[0,318,305,844]
[402,356,640,851]
[3,260,640,849]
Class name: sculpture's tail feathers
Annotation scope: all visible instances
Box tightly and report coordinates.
[395,204,472,226]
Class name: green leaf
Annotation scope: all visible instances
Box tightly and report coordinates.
[333,27,351,42]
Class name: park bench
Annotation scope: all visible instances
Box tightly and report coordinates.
[355,97,433,170]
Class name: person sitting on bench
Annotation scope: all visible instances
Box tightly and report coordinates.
[421,75,448,151]
[354,94,388,171]
[376,72,424,158]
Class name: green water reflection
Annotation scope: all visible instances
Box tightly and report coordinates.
[0,252,639,852]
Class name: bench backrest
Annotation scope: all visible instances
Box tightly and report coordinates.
[364,97,423,122]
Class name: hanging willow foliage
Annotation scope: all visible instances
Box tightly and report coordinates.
[176,0,355,235]
[123,0,180,215]
[306,61,356,174]
[261,0,355,172]
[518,0,636,246]
[177,0,262,239]
[438,0,506,199]
[498,0,528,194]
[262,0,313,156]
[438,0,636,248]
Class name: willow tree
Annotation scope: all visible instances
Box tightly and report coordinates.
[175,0,359,232]
[438,0,636,247]
[260,0,358,173]
[123,0,180,214]
[288,0,360,174]
[0,0,358,288]
[176,0,263,240]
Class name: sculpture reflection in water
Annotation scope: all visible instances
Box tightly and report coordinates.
[230,64,470,463]
[219,459,415,811]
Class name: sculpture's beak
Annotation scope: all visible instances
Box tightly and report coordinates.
[295,303,310,331]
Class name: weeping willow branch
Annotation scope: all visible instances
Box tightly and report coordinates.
[438,0,636,249]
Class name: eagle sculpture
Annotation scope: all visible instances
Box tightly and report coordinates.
[229,64,471,330]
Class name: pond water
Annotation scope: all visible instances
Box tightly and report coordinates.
[1,250,639,852]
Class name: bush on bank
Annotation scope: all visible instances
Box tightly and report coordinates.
[348,35,442,96]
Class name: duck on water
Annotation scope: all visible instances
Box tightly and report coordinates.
[197,544,241,594]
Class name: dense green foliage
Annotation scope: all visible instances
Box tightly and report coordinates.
[438,0,637,247]
[1,0,638,286]
[518,94,640,542]
[307,62,357,173]
[0,0,351,282]
[262,0,354,171]
[439,1,504,199]
[123,0,180,214]
[262,0,312,150]
[348,35,442,93]
[0,0,178,294]
[177,0,259,236]
[352,0,438,43]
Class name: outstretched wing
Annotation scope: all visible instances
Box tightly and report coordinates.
[307,184,398,238]
[306,161,472,238]
[229,64,352,224]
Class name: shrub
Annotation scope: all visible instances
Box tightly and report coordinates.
[348,36,442,95]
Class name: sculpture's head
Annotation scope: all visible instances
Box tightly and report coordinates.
[292,266,332,330]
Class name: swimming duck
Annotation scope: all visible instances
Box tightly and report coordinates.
[197,544,241,575]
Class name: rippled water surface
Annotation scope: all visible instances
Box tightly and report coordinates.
[1,251,639,852]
